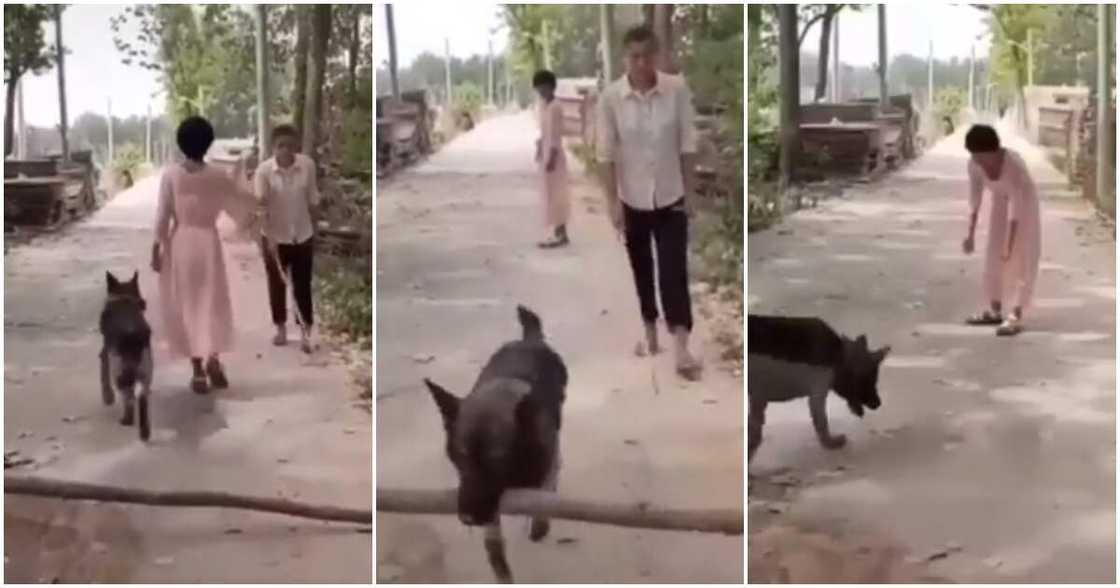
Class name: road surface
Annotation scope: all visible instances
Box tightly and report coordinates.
[747,121,1115,583]
[4,173,372,583]
[376,112,744,583]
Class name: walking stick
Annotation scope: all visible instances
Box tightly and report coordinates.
[260,236,312,341]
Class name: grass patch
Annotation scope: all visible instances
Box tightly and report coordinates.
[314,255,372,351]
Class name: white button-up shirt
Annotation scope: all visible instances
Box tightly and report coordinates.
[596,71,698,210]
[254,153,321,244]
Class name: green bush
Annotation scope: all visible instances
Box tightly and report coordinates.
[934,87,968,135]
[315,261,372,348]
[112,143,145,188]
[341,106,372,180]
[453,81,484,119]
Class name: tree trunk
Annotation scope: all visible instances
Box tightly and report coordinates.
[1097,2,1114,216]
[4,77,18,158]
[877,4,888,110]
[347,6,360,105]
[386,5,400,100]
[600,4,617,83]
[54,6,69,163]
[292,5,310,129]
[379,487,743,535]
[653,4,675,73]
[778,4,800,191]
[6,475,370,525]
[255,5,271,160]
[642,4,655,27]
[814,9,835,102]
[302,4,331,157]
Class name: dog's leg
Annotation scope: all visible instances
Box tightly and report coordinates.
[530,447,560,542]
[748,399,767,463]
[137,350,153,441]
[120,388,135,426]
[484,518,513,583]
[99,347,114,406]
[809,391,846,449]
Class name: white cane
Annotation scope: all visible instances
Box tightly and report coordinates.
[261,237,312,340]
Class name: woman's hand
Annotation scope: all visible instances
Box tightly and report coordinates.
[962,235,975,255]
[150,243,162,273]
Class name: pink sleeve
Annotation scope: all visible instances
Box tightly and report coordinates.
[154,169,175,243]
[221,172,259,228]
[1007,153,1029,223]
[968,161,984,213]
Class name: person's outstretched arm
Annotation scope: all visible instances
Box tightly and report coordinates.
[151,170,175,273]
[595,92,622,233]
[964,161,984,253]
[678,82,699,212]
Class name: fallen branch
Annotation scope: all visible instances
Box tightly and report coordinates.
[378,488,742,536]
[5,475,371,525]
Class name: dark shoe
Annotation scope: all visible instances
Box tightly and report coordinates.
[191,374,210,395]
[965,310,1003,326]
[205,359,229,389]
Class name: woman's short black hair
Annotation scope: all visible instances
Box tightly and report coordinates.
[532,70,557,89]
[271,123,299,143]
[176,116,215,162]
[965,124,1001,153]
[623,24,659,50]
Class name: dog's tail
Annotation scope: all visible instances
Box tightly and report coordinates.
[517,305,544,341]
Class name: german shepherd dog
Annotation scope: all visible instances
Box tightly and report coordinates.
[748,314,889,463]
[424,305,567,584]
[100,271,154,441]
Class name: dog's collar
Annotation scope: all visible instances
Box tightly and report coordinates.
[106,294,143,303]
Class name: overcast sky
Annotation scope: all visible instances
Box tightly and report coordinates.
[374,2,508,67]
[6,5,162,127]
[804,4,990,66]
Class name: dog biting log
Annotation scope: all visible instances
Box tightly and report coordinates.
[5,476,371,525]
[378,488,743,535]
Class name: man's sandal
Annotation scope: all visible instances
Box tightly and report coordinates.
[965,310,1003,326]
[996,317,1023,337]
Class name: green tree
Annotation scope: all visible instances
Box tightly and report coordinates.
[4,4,55,157]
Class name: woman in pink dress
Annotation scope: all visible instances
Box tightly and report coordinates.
[962,124,1042,336]
[151,116,260,393]
[533,69,571,248]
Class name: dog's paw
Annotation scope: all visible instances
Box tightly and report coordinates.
[529,518,550,542]
[120,414,134,427]
[822,434,847,450]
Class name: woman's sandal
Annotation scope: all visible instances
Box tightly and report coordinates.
[996,317,1023,337]
[965,310,1003,326]
[536,236,569,249]
[206,359,229,389]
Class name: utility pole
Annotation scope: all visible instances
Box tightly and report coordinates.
[968,43,975,111]
[255,5,271,159]
[106,97,113,164]
[877,4,888,109]
[385,4,400,101]
[600,4,616,84]
[927,37,934,113]
[831,12,840,102]
[542,20,553,70]
[488,37,494,106]
[1027,29,1034,87]
[145,103,152,163]
[55,5,70,163]
[444,37,453,106]
[778,4,799,191]
[1097,3,1113,215]
[16,80,26,159]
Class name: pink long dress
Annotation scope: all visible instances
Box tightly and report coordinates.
[537,99,571,228]
[154,163,258,359]
[968,148,1042,311]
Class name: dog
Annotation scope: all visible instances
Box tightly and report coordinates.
[747,314,889,463]
[99,271,154,441]
[424,305,567,584]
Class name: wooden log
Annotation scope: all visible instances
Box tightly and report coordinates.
[378,487,743,536]
[5,475,371,525]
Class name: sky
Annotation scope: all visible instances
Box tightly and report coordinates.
[6,5,163,127]
[373,3,508,68]
[802,4,990,66]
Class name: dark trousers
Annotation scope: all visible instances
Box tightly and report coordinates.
[622,199,693,332]
[262,236,314,328]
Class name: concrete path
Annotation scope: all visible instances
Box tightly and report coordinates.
[376,112,743,583]
[4,174,372,583]
[747,122,1115,583]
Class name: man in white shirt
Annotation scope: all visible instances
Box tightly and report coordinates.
[597,25,701,381]
[254,124,321,352]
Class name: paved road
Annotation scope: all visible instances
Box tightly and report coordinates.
[747,121,1115,583]
[376,112,744,583]
[4,173,372,583]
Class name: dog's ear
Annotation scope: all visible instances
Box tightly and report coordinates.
[873,345,891,363]
[424,379,459,432]
[856,334,868,349]
[106,271,119,293]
